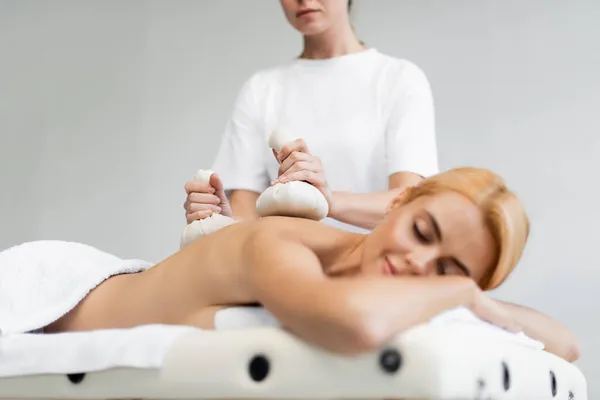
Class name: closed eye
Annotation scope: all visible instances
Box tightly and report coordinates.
[436,260,447,275]
[438,258,471,277]
[412,222,429,243]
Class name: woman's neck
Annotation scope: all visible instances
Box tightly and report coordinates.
[300,24,365,60]
[322,233,366,278]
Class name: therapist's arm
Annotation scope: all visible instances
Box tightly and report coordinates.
[495,300,581,362]
[273,139,429,230]
[328,172,423,230]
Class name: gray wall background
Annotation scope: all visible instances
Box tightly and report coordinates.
[1,0,598,395]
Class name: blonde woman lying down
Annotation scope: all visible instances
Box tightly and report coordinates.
[45,167,580,362]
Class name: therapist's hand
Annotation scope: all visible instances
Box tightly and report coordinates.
[272,139,333,210]
[183,173,233,223]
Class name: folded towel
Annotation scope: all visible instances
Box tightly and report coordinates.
[429,306,545,350]
[215,306,282,329]
[0,240,153,335]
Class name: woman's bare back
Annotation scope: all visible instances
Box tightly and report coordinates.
[46,217,355,333]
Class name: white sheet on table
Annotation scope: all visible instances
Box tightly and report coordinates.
[0,325,199,377]
[0,305,544,378]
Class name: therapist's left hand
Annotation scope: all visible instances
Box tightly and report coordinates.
[272,139,333,209]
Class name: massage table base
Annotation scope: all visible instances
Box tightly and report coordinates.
[0,325,587,400]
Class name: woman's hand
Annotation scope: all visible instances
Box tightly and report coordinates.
[468,288,522,333]
[272,139,333,209]
[183,174,233,223]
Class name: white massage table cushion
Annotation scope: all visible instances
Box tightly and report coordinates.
[0,321,587,400]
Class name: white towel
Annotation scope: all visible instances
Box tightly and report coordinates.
[0,240,153,335]
[429,306,545,350]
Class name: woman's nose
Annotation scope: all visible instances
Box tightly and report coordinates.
[405,249,436,275]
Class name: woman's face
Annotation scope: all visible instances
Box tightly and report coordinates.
[279,0,349,36]
[361,191,497,286]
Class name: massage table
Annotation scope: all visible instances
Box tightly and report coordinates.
[0,310,587,400]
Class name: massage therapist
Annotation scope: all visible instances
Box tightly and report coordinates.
[183,0,439,232]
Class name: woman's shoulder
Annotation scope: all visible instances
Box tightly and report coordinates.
[250,215,344,233]
[240,217,359,271]
[246,216,353,246]
[371,50,431,85]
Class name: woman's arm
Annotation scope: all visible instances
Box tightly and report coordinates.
[245,232,485,355]
[495,300,581,362]
[328,172,424,229]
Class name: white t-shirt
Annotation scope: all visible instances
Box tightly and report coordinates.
[212,48,438,232]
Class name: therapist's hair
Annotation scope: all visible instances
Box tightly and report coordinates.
[388,167,530,291]
[347,0,364,45]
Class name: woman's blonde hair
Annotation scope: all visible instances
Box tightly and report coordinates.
[388,167,530,290]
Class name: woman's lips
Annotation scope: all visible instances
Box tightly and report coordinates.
[383,257,398,276]
[296,9,319,18]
